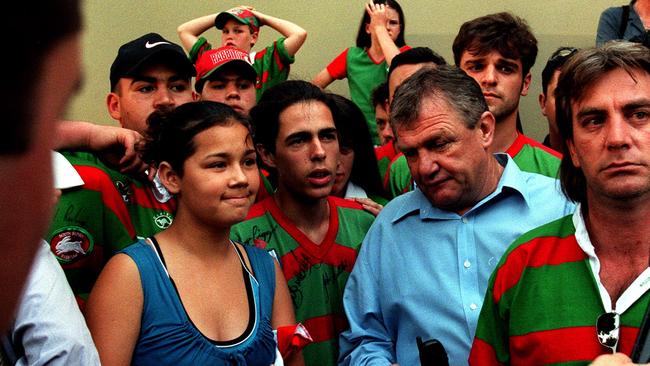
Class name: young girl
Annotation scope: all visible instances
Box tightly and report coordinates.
[328,93,387,216]
[85,101,303,365]
[312,0,408,146]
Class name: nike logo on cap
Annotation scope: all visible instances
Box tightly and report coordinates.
[145,41,171,48]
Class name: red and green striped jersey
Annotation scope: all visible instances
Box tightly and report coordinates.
[326,46,410,146]
[374,140,398,183]
[230,196,375,366]
[47,152,176,306]
[189,36,295,100]
[383,154,413,199]
[505,133,561,179]
[470,214,650,365]
[384,133,562,199]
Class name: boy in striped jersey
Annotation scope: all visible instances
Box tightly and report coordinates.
[471,42,650,365]
[177,6,307,101]
[47,33,196,306]
[230,81,375,366]
[385,14,564,198]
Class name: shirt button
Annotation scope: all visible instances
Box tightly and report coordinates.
[464,260,471,268]
[470,303,478,310]
[462,217,468,224]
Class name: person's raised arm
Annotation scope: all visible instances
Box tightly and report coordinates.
[177,13,218,52]
[54,121,149,177]
[366,1,401,66]
[312,68,335,89]
[85,254,143,366]
[248,8,307,57]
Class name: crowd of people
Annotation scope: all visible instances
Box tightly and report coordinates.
[6,0,650,365]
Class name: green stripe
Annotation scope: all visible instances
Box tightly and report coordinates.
[475,291,511,363]
[303,338,337,366]
[231,216,300,257]
[504,260,601,335]
[512,144,561,178]
[387,155,412,198]
[335,206,374,247]
[288,264,349,322]
[547,361,590,366]
[623,294,650,327]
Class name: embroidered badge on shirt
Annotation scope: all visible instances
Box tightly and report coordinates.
[49,227,94,264]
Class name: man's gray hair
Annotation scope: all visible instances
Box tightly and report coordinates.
[390,66,488,131]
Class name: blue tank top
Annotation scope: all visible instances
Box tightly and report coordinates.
[121,239,277,365]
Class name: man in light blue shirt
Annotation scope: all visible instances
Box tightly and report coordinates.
[338,66,574,366]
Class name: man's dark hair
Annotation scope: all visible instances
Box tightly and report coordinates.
[452,12,538,77]
[391,66,488,131]
[140,101,250,176]
[250,80,335,154]
[7,0,82,154]
[541,47,578,94]
[387,47,447,79]
[356,0,406,48]
[555,41,650,204]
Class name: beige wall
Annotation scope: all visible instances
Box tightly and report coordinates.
[70,1,618,141]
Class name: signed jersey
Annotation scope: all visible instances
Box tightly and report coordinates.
[47,151,176,305]
[230,196,374,366]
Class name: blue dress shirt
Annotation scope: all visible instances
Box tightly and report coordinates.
[339,154,575,366]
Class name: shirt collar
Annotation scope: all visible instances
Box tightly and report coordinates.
[573,202,650,314]
[392,153,529,221]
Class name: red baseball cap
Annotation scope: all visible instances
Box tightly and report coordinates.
[215,8,260,34]
[194,46,257,92]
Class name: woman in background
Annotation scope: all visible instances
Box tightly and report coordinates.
[329,93,387,216]
[312,0,409,146]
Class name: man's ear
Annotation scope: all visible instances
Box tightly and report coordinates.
[256,143,276,169]
[157,161,182,195]
[520,72,532,97]
[477,110,496,149]
[250,31,259,48]
[566,137,581,169]
[106,92,123,127]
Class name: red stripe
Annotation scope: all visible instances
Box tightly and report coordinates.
[506,133,562,159]
[75,165,135,238]
[281,243,357,281]
[330,196,364,210]
[493,235,586,303]
[131,185,176,211]
[273,44,285,72]
[509,326,637,364]
[302,314,348,343]
[374,141,398,162]
[254,48,268,60]
[469,338,505,366]
[383,153,404,190]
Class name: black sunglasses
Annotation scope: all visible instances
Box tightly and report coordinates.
[597,312,620,353]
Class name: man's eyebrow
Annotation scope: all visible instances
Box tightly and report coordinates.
[129,75,157,84]
[285,130,311,142]
[575,107,605,119]
[496,58,519,69]
[319,127,338,135]
[622,99,650,112]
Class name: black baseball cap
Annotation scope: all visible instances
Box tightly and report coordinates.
[109,33,195,90]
